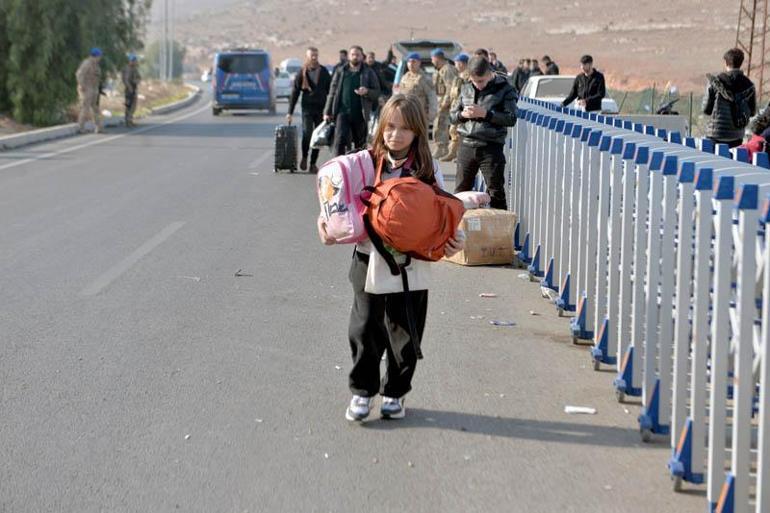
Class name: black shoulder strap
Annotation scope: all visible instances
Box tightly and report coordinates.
[362,212,424,361]
[363,215,401,276]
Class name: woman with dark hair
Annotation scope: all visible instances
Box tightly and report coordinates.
[317,94,465,421]
[287,47,331,173]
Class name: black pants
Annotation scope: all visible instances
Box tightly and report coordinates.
[348,252,428,398]
[454,142,507,209]
[706,137,743,149]
[301,109,323,164]
[334,112,367,157]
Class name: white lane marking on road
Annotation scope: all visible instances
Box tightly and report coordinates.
[81,222,186,296]
[0,103,211,172]
[247,152,272,170]
[249,172,260,176]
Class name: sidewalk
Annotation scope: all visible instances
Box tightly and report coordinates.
[397,257,705,512]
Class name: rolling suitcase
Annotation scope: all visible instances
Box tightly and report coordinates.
[274,124,298,173]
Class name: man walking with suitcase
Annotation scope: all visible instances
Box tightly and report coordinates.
[288,47,331,173]
[324,46,381,156]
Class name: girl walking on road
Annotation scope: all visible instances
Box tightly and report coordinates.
[317,95,465,421]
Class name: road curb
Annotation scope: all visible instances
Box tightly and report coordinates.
[0,84,202,152]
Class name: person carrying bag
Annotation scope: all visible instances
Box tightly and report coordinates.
[316,94,465,422]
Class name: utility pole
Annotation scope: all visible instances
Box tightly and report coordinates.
[159,0,168,81]
[168,0,175,80]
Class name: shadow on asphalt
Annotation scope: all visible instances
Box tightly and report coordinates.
[362,408,638,447]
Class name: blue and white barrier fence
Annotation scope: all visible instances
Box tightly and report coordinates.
[506,98,770,513]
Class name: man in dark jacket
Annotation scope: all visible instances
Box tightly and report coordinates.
[703,47,757,148]
[529,59,544,78]
[366,51,390,96]
[450,56,518,209]
[562,54,606,112]
[543,55,559,75]
[489,52,508,74]
[288,47,331,173]
[509,59,530,94]
[333,49,348,74]
[324,45,381,156]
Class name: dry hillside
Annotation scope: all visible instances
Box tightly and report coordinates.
[155,0,740,92]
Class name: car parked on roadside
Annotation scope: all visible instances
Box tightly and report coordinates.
[274,71,292,100]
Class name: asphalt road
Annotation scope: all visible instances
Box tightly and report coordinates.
[1,95,706,513]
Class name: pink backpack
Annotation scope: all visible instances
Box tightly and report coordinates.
[317,150,375,244]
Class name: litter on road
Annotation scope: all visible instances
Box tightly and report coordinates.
[564,406,597,415]
[489,320,516,327]
[479,293,498,298]
[234,269,254,277]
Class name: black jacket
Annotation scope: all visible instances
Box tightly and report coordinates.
[288,66,331,115]
[563,70,606,112]
[510,68,529,94]
[703,70,757,142]
[324,63,381,121]
[450,74,518,146]
[545,62,560,75]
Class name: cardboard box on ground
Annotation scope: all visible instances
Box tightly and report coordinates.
[444,209,518,266]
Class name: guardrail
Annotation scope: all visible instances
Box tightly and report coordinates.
[505,98,770,513]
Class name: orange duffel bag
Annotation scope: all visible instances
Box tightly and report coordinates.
[362,158,465,263]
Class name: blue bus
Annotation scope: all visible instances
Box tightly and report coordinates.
[212,49,275,115]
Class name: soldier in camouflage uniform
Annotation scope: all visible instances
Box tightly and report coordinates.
[431,48,459,159]
[122,54,141,127]
[441,53,469,162]
[76,48,104,134]
[398,52,437,125]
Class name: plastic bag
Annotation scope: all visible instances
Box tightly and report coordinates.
[310,120,335,149]
[454,191,491,209]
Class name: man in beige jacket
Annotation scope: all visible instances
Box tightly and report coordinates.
[76,48,103,133]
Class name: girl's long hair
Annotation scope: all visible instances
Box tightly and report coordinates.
[371,94,435,183]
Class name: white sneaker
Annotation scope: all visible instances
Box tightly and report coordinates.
[380,396,406,419]
[345,395,373,422]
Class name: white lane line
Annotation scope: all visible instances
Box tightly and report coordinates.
[0,103,210,172]
[81,222,186,296]
[247,152,272,170]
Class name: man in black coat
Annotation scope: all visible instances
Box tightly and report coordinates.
[562,54,606,112]
[324,45,381,156]
[543,55,560,75]
[509,59,529,94]
[450,56,518,209]
[703,47,757,148]
[288,47,332,173]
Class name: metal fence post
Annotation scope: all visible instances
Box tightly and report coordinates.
[706,175,736,511]
[591,135,616,368]
[756,195,770,513]
[639,155,678,441]
[669,167,713,490]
